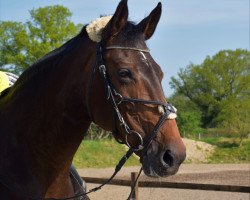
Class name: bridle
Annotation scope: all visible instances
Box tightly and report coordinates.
[47,42,177,200]
[96,43,177,152]
[45,42,176,200]
[0,42,177,200]
[86,42,177,199]
[46,42,177,200]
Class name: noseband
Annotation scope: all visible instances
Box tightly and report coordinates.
[96,43,176,152]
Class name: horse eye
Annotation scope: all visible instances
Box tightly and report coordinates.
[118,69,131,78]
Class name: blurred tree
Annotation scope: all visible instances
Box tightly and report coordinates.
[170,49,250,128]
[0,5,82,74]
[86,123,112,140]
[218,98,250,145]
[168,94,203,138]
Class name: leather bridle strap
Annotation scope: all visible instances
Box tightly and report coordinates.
[105,46,150,53]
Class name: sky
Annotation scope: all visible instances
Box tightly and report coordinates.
[0,0,249,96]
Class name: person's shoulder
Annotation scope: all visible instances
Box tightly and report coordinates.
[5,72,19,86]
[0,71,10,93]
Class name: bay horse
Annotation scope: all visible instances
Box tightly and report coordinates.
[0,0,186,199]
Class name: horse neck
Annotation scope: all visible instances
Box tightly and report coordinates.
[0,33,96,194]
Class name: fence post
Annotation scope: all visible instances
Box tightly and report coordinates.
[130,172,139,200]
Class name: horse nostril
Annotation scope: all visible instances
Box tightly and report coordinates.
[162,150,174,167]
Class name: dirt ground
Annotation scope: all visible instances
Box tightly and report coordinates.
[78,164,250,200]
[182,138,215,162]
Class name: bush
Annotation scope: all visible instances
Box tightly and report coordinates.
[85,123,112,140]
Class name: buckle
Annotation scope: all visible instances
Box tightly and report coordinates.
[114,93,123,104]
[99,64,106,73]
[113,89,123,104]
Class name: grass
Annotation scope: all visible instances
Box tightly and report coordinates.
[200,137,250,163]
[73,140,140,168]
[73,138,250,168]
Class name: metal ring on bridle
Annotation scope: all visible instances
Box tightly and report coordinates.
[125,130,144,151]
[114,92,123,105]
[99,64,106,73]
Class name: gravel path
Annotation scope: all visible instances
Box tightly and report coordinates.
[78,164,250,200]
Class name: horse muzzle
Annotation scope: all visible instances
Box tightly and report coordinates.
[141,141,186,178]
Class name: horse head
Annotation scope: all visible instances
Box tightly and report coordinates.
[88,0,186,178]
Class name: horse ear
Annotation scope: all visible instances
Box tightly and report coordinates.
[137,2,162,40]
[102,0,128,40]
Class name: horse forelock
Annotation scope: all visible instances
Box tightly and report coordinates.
[85,15,144,46]
[86,15,113,42]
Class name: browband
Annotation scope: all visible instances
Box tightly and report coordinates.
[105,46,150,53]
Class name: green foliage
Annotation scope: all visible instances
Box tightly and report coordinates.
[0,5,82,74]
[73,138,250,166]
[218,98,250,144]
[168,94,203,137]
[170,49,250,132]
[73,140,140,168]
[85,123,112,140]
[201,138,250,163]
[0,21,29,72]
